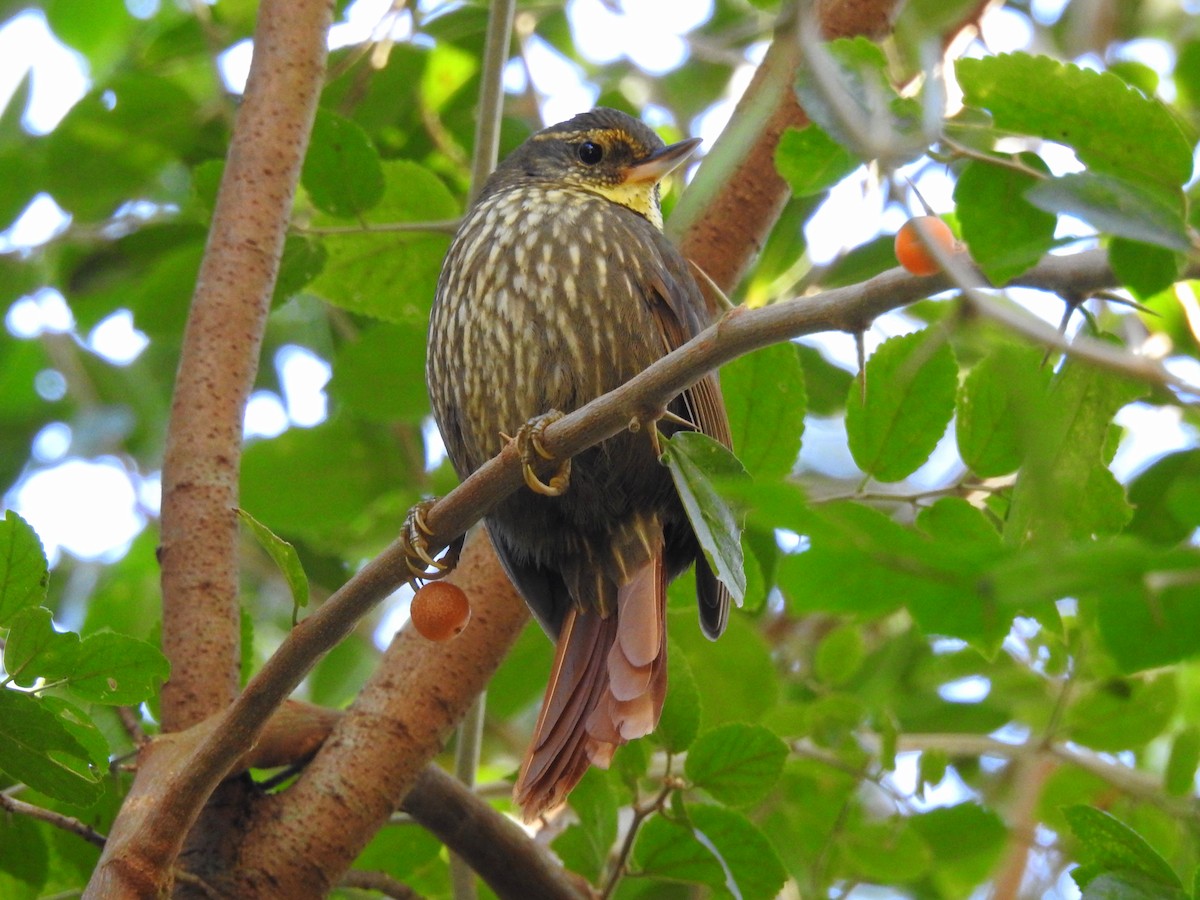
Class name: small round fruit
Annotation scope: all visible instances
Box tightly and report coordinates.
[894,216,956,276]
[411,582,471,641]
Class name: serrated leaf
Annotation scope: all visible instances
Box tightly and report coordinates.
[1096,580,1200,674]
[237,508,310,618]
[662,432,747,603]
[956,343,1052,477]
[1026,173,1191,252]
[327,322,429,423]
[685,723,788,808]
[845,331,957,482]
[720,342,805,479]
[0,815,48,891]
[656,640,700,753]
[1005,359,1145,544]
[0,510,49,627]
[954,156,1056,283]
[66,632,169,705]
[1108,238,1181,299]
[1065,676,1176,753]
[310,160,457,322]
[554,768,617,881]
[4,607,80,687]
[841,820,933,883]
[814,623,866,687]
[634,804,786,900]
[1079,871,1188,900]
[1064,806,1183,890]
[774,125,859,197]
[957,53,1194,190]
[0,690,103,806]
[302,109,385,218]
[1164,726,1200,797]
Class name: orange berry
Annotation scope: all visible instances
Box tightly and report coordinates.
[894,216,957,276]
[410,582,471,641]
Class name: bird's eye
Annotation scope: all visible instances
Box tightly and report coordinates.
[577,141,604,165]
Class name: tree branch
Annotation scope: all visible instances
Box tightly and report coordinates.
[85,0,334,895]
[0,790,107,849]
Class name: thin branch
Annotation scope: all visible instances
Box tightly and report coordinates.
[401,765,587,900]
[0,791,107,849]
[601,781,674,900]
[340,870,424,899]
[295,218,461,235]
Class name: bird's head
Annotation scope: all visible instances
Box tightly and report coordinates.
[490,108,701,230]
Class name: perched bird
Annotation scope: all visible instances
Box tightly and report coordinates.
[426,107,732,819]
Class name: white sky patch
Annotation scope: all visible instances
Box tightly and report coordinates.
[1,193,70,251]
[978,6,1034,55]
[89,310,150,365]
[0,9,88,135]
[1112,402,1196,480]
[217,39,253,95]
[10,458,145,563]
[244,391,289,439]
[523,35,598,125]
[276,345,330,427]
[6,287,74,336]
[32,423,71,463]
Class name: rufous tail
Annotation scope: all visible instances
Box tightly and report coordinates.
[513,539,667,821]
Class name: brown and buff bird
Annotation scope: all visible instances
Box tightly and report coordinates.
[426,107,733,819]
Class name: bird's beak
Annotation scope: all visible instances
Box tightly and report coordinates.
[624,137,703,184]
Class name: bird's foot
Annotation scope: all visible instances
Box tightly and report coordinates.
[504,411,572,497]
[400,499,463,580]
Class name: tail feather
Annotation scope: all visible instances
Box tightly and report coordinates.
[513,525,668,821]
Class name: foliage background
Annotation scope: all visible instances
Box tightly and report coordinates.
[2,0,1200,897]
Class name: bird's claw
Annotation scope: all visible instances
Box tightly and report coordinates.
[509,411,572,497]
[400,499,463,581]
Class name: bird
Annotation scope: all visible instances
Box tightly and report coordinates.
[426,107,733,820]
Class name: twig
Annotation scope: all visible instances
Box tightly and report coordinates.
[601,780,675,900]
[401,765,586,900]
[0,791,107,849]
[295,218,461,235]
[340,870,424,899]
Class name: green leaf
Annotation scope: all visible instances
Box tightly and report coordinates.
[1108,238,1181,299]
[1127,450,1200,545]
[237,508,310,618]
[309,161,457,323]
[4,607,80,687]
[720,342,805,479]
[670,609,778,727]
[0,510,48,627]
[554,768,617,882]
[1065,675,1176,753]
[957,54,1194,190]
[0,691,103,806]
[910,804,1007,898]
[793,37,920,165]
[0,815,48,892]
[685,723,788,807]
[1164,726,1200,797]
[656,640,700,753]
[327,322,430,423]
[955,343,1052,477]
[1004,359,1145,544]
[796,344,853,415]
[274,234,328,307]
[661,432,748,604]
[633,804,786,900]
[954,155,1056,283]
[1096,580,1200,674]
[845,331,957,482]
[840,820,933,883]
[67,632,170,705]
[813,623,866,687]
[1025,173,1191,253]
[1064,806,1183,890]
[774,125,859,197]
[302,110,386,218]
[1079,871,1188,900]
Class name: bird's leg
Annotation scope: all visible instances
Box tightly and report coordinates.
[505,410,572,497]
[399,499,463,580]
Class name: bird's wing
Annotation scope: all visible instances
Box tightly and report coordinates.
[643,236,733,640]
